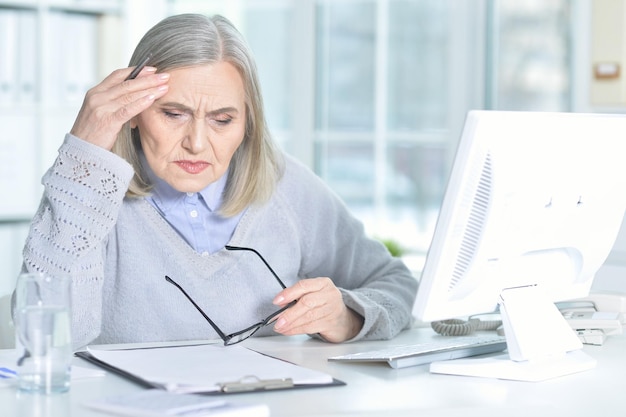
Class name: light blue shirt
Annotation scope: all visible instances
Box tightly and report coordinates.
[143,163,244,255]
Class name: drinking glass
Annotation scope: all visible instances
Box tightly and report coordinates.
[14,272,72,394]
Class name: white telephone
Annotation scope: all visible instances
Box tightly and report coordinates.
[557,291,626,345]
[432,291,626,345]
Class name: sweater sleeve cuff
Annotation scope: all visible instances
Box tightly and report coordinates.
[62,133,135,183]
[43,133,135,199]
[39,133,136,221]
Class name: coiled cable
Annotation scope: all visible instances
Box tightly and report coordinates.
[431,317,503,336]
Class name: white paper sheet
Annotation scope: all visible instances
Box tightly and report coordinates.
[86,344,334,393]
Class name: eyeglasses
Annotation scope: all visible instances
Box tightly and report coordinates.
[165,245,296,346]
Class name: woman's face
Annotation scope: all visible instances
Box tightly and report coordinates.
[132,62,247,192]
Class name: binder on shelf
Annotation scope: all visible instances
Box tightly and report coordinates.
[44,11,64,104]
[0,9,18,104]
[62,11,98,103]
[44,11,98,105]
[0,8,39,105]
[16,9,38,104]
[75,343,345,395]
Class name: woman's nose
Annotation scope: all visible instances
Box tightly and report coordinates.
[182,119,209,153]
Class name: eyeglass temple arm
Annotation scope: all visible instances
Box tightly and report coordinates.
[164,275,229,341]
[224,245,287,289]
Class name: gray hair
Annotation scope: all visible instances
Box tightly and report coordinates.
[112,13,283,217]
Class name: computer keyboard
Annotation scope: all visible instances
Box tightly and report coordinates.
[328,334,508,369]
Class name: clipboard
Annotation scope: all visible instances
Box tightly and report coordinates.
[75,344,345,395]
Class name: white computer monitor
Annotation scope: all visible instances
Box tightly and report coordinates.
[414,110,626,381]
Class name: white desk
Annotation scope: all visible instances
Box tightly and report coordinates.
[1,326,624,417]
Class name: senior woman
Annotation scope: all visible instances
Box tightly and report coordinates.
[21,13,417,349]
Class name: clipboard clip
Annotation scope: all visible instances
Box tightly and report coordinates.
[219,375,294,393]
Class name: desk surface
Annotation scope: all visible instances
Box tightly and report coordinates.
[1,326,624,417]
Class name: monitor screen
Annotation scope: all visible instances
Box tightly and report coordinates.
[414,110,626,381]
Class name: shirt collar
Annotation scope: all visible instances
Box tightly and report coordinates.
[141,153,228,214]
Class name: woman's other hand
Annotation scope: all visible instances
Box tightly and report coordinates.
[70,66,169,150]
[272,277,364,343]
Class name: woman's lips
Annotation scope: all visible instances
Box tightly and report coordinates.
[174,161,210,174]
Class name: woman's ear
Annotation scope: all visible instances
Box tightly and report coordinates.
[130,117,138,129]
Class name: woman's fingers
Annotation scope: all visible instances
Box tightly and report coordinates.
[70,67,169,150]
[272,278,363,343]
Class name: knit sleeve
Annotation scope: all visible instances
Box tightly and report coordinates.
[282,157,417,342]
[22,133,134,349]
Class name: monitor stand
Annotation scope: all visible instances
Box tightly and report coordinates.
[429,285,597,382]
